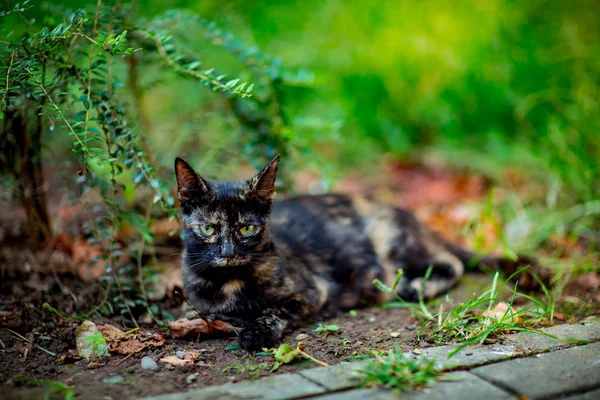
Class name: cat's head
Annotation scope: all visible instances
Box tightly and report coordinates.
[174,156,279,274]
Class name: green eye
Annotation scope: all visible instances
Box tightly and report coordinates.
[239,225,256,237]
[199,225,215,236]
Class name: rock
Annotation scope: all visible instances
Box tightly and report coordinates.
[295,333,309,341]
[176,351,186,359]
[368,316,376,323]
[76,320,107,359]
[390,331,401,338]
[141,356,159,371]
[103,375,125,385]
[186,373,198,384]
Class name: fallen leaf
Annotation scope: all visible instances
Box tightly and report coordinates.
[97,324,125,338]
[97,325,165,355]
[482,303,520,325]
[168,318,208,339]
[160,355,193,367]
[168,318,238,339]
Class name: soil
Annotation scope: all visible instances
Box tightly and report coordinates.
[0,259,420,400]
[1,161,598,400]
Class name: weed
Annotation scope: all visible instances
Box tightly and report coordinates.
[313,323,340,335]
[84,332,108,358]
[12,377,75,400]
[267,342,328,372]
[384,268,559,357]
[345,348,388,362]
[221,359,269,380]
[356,344,441,391]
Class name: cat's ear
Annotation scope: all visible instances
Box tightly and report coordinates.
[247,155,280,202]
[174,157,210,202]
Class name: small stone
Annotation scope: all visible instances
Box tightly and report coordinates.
[405,324,416,331]
[176,351,186,359]
[186,373,198,384]
[103,375,125,385]
[141,356,159,371]
[295,333,309,341]
[368,317,376,323]
[390,331,401,338]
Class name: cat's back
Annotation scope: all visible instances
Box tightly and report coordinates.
[269,193,420,269]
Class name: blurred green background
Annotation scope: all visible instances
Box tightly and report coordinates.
[5,0,600,238]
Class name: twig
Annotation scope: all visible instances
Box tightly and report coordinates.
[4,328,57,356]
[2,48,17,106]
[298,349,328,367]
[173,288,209,325]
[136,197,155,321]
[51,269,77,303]
[139,30,251,97]
[115,352,135,365]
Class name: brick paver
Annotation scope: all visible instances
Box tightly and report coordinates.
[471,341,600,399]
[140,317,600,400]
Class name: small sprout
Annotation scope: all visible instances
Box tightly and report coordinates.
[313,323,339,335]
[349,310,358,317]
[267,342,328,372]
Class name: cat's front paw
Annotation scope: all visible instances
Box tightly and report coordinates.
[238,317,285,351]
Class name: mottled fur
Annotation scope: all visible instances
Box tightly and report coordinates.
[175,156,545,351]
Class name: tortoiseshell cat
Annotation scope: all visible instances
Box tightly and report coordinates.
[175,156,543,351]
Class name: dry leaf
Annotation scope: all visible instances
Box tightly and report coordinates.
[168,318,238,339]
[482,303,520,324]
[168,318,209,339]
[97,324,124,338]
[97,324,164,355]
[160,355,193,367]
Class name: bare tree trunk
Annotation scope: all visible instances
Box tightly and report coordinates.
[1,107,52,247]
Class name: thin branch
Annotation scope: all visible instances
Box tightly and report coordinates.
[139,30,251,97]
[1,48,17,106]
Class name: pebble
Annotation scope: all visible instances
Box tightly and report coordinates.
[186,373,198,384]
[390,331,401,338]
[368,316,376,323]
[141,356,159,371]
[295,333,309,340]
[176,351,186,359]
[103,375,125,385]
[405,324,416,331]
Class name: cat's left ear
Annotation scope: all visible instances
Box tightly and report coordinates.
[247,155,280,202]
[174,157,210,202]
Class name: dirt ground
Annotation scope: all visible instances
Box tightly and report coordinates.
[1,161,598,400]
[0,260,421,400]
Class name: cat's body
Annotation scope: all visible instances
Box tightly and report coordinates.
[176,156,542,350]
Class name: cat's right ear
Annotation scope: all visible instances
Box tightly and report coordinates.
[174,157,209,202]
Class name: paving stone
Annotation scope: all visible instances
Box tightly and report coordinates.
[561,388,600,400]
[412,317,600,370]
[298,362,365,391]
[471,341,600,399]
[310,372,514,400]
[139,373,326,400]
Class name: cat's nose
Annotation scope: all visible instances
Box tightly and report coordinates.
[220,240,236,258]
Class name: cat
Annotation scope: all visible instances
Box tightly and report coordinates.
[175,156,546,351]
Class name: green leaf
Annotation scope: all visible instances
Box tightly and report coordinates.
[274,343,301,364]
